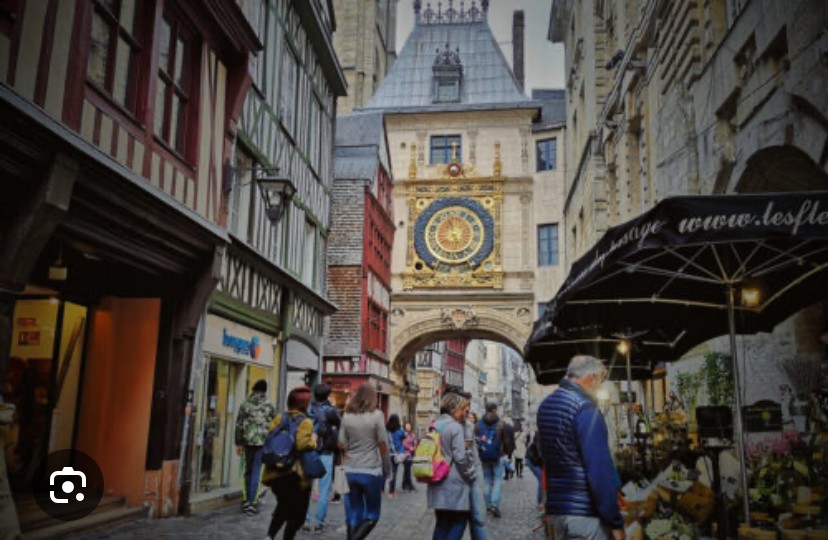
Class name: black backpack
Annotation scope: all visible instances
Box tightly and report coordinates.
[312,403,340,454]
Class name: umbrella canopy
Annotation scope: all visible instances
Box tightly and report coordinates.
[526,191,828,381]
[525,190,828,525]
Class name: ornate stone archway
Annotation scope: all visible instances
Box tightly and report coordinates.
[389,292,534,372]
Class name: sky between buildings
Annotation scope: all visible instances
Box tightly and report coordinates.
[395,0,566,94]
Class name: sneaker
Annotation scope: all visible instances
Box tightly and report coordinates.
[486,507,494,515]
[331,496,342,504]
[241,502,252,513]
[312,525,325,533]
[244,504,259,516]
[491,507,502,518]
[300,524,313,533]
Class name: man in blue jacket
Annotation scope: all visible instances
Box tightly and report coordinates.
[537,356,625,540]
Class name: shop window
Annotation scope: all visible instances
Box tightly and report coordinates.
[430,134,461,165]
[538,223,559,266]
[536,138,557,171]
[87,0,144,112]
[154,11,196,158]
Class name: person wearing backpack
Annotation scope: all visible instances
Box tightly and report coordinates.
[260,386,316,540]
[339,383,391,540]
[302,383,341,532]
[428,391,476,540]
[234,379,277,515]
[475,402,509,518]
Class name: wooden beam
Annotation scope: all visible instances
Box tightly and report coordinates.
[0,153,78,289]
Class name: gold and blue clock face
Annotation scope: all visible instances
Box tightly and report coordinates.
[415,197,494,268]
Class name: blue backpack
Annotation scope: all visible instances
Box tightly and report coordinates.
[477,420,500,462]
[262,413,300,469]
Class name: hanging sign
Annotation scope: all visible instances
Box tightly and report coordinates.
[203,314,274,367]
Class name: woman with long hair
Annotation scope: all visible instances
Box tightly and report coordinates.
[339,383,390,540]
[401,421,418,492]
[429,392,475,540]
[261,386,315,540]
[385,414,405,498]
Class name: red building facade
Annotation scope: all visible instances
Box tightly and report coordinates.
[443,338,467,392]
[324,113,395,414]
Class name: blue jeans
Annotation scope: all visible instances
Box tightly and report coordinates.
[469,467,489,540]
[307,453,334,526]
[345,473,384,527]
[433,510,469,540]
[527,459,544,505]
[243,446,263,504]
[387,461,399,494]
[480,459,503,509]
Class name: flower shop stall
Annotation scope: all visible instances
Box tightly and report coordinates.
[525,192,828,538]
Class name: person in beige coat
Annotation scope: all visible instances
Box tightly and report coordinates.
[513,421,527,478]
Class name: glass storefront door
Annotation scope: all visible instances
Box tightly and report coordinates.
[192,357,247,493]
[4,299,88,493]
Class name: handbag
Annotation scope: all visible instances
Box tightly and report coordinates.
[300,450,326,479]
[333,465,349,494]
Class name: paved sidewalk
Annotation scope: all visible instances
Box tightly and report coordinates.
[77,468,546,539]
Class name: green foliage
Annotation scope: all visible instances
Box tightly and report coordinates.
[675,370,704,411]
[703,351,735,407]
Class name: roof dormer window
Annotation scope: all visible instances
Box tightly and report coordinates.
[432,43,462,103]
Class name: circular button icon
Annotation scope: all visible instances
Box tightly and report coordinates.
[33,449,104,521]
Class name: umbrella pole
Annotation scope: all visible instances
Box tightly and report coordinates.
[727,283,751,526]
[626,350,633,446]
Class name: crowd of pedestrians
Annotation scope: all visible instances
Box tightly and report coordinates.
[236,352,625,540]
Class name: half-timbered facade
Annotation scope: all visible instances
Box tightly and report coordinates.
[184,0,346,512]
[0,0,260,532]
[324,112,396,414]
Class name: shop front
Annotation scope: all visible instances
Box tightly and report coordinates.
[188,314,277,505]
[324,367,393,417]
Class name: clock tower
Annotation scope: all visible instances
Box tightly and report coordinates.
[403,145,504,290]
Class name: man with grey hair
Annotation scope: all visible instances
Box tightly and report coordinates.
[536,355,625,540]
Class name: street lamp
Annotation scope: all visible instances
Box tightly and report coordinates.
[229,165,296,223]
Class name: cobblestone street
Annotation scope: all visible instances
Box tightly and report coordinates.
[79,470,546,540]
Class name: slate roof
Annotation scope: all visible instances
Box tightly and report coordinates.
[334,112,390,181]
[362,18,537,113]
[532,88,566,131]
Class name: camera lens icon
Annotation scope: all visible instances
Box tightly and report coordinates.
[35,450,103,521]
[50,467,87,504]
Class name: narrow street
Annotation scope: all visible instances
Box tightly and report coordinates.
[78,472,545,540]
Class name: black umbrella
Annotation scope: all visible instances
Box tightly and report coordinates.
[526,191,828,525]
